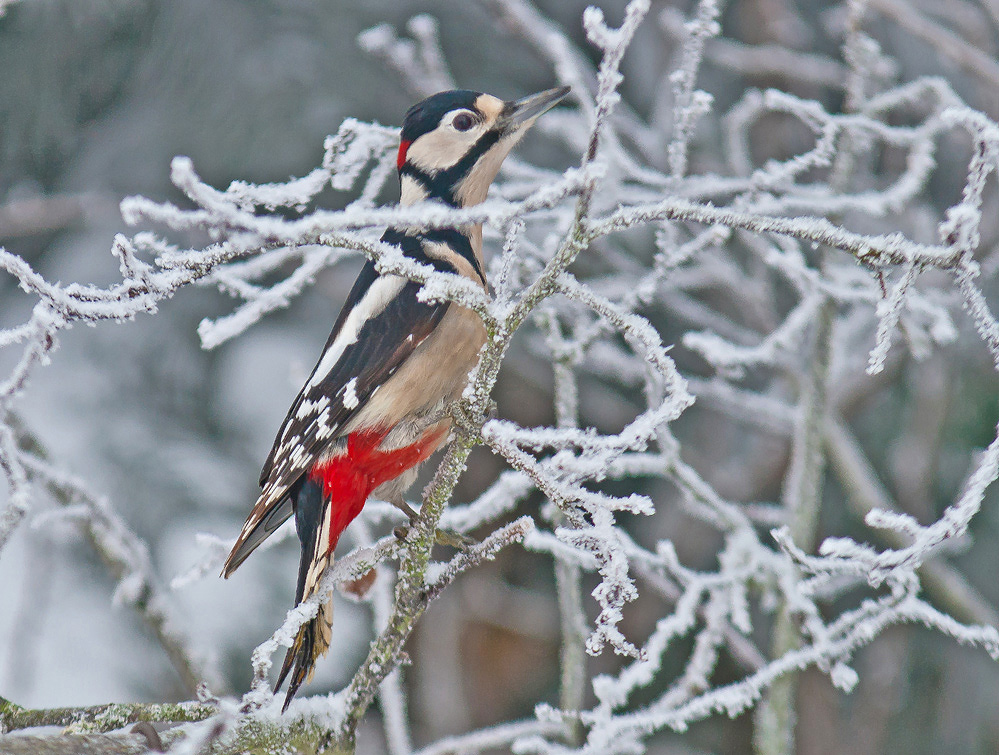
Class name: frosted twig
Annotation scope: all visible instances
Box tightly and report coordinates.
[666,0,721,179]
[243,534,400,702]
[867,262,920,374]
[592,198,960,269]
[703,37,847,88]
[954,259,999,368]
[825,419,999,627]
[423,516,534,601]
[411,719,565,755]
[358,16,456,98]
[869,0,999,91]
[12,419,220,695]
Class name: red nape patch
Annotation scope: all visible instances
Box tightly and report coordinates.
[397,139,412,170]
[308,425,448,551]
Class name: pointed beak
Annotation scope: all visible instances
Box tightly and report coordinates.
[503,85,571,132]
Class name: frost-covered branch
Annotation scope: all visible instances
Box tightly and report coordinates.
[0,696,215,734]
[5,416,219,695]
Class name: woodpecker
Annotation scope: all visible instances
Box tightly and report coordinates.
[222,86,570,710]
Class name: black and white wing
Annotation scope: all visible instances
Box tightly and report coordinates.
[223,254,449,576]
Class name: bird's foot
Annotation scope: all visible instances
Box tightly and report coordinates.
[390,495,421,521]
[484,398,498,420]
[389,494,473,548]
[434,526,476,550]
[449,398,496,437]
[392,522,474,550]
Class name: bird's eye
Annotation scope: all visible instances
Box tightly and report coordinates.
[452,113,475,132]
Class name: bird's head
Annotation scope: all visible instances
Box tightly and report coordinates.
[397,86,570,208]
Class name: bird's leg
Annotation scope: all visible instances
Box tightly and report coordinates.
[389,493,474,549]
[389,493,421,521]
[390,493,420,542]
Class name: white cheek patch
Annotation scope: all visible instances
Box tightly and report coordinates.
[307,275,406,390]
[406,127,479,172]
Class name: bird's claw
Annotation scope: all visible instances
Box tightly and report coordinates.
[484,398,498,420]
[434,527,476,550]
[449,399,496,436]
[394,523,473,550]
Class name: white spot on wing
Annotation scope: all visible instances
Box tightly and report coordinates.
[316,407,337,439]
[296,394,330,419]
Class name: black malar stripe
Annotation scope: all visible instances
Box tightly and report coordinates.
[422,228,486,284]
[383,228,486,284]
[399,128,503,207]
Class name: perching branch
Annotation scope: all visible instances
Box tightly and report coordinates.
[7,416,220,696]
[0,695,215,734]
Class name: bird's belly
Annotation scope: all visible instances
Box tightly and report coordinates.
[346,304,487,433]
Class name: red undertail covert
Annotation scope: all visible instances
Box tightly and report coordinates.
[307,425,448,551]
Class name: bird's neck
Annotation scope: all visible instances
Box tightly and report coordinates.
[399,174,485,276]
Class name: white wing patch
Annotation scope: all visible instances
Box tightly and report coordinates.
[342,378,360,409]
[306,274,407,390]
[258,275,407,508]
[296,394,331,419]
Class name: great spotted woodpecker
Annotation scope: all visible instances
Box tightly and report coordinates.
[222,86,570,710]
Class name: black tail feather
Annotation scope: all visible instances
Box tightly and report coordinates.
[274,598,334,711]
[275,477,334,712]
[275,617,316,712]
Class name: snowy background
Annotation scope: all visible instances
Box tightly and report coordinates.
[3,0,999,753]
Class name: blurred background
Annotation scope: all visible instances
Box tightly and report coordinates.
[2,1,999,753]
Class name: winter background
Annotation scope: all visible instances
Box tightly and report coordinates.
[2,0,999,753]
